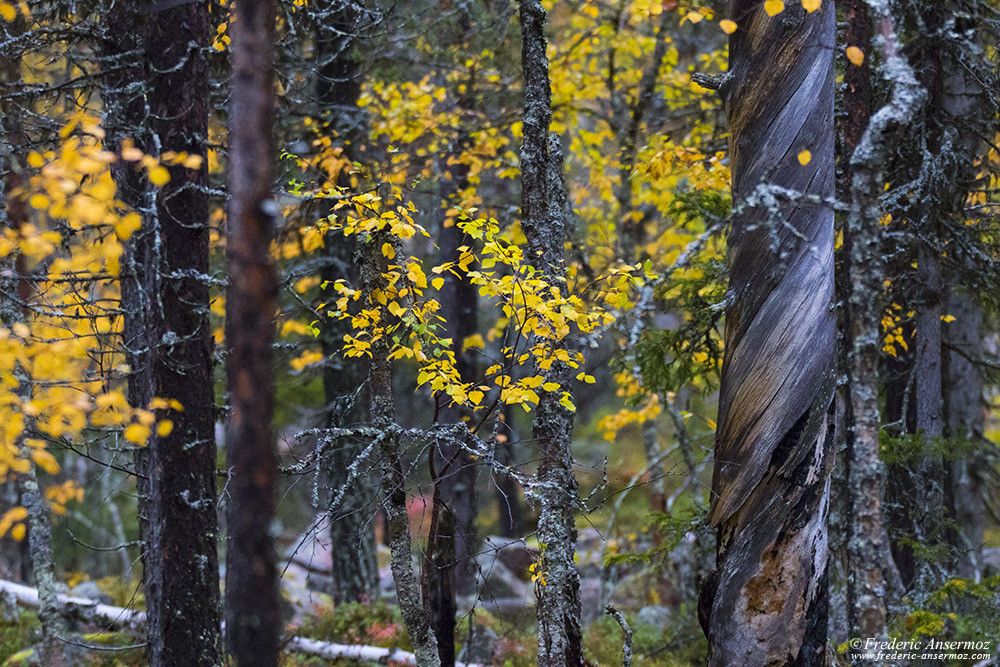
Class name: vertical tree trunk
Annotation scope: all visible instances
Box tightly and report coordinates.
[943,288,985,580]
[846,5,924,655]
[143,3,222,663]
[314,0,380,606]
[519,2,583,664]
[225,0,280,663]
[102,0,222,661]
[2,35,67,665]
[363,232,441,666]
[699,2,836,664]
[424,134,480,663]
[938,1,987,584]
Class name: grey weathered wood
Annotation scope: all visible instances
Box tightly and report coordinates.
[701,1,836,664]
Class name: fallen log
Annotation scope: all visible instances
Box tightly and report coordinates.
[0,579,484,666]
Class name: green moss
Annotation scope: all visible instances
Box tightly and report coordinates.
[0,611,38,664]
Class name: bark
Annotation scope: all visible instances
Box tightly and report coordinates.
[943,288,985,580]
[700,1,836,664]
[424,143,480,664]
[886,0,983,591]
[844,4,925,653]
[101,0,222,661]
[363,233,440,666]
[938,2,988,584]
[16,463,66,667]
[519,2,583,664]
[2,35,67,667]
[225,0,281,663]
[314,0,379,606]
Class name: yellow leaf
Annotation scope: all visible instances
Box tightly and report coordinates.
[2,507,28,525]
[846,46,865,67]
[462,334,485,350]
[156,420,174,437]
[686,10,703,23]
[115,213,142,240]
[382,242,396,259]
[431,277,444,290]
[798,150,812,166]
[801,0,821,12]
[148,166,170,186]
[941,314,956,323]
[0,2,15,21]
[29,194,49,209]
[124,423,150,445]
[719,19,738,34]
[468,390,484,404]
[32,450,60,475]
[764,0,784,15]
[10,523,25,542]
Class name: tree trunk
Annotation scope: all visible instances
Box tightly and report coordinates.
[2,37,67,665]
[225,0,281,663]
[424,142,481,664]
[102,0,222,661]
[519,2,583,664]
[943,288,985,580]
[699,2,836,664]
[314,0,380,606]
[363,231,441,667]
[844,5,918,654]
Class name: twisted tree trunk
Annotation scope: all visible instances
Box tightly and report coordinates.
[699,2,836,664]
[225,0,281,663]
[519,2,583,664]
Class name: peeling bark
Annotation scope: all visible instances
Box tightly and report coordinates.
[700,1,836,664]
[225,0,281,662]
[519,2,583,664]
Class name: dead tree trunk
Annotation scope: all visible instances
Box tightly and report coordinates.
[943,288,985,580]
[519,2,583,665]
[698,2,836,664]
[225,0,281,663]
